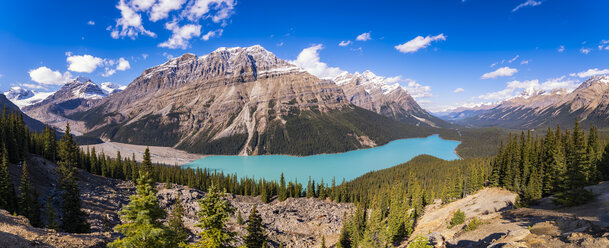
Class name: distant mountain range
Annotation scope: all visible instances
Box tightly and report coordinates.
[440,75,609,129]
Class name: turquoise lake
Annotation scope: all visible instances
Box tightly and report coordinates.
[183,135,460,184]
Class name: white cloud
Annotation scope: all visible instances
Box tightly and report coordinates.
[116,57,131,71]
[158,22,201,49]
[163,52,174,60]
[580,48,591,54]
[338,40,351,47]
[490,62,498,68]
[21,83,48,90]
[521,60,529,65]
[508,55,519,63]
[395,34,446,53]
[150,0,186,22]
[131,0,156,10]
[479,77,578,101]
[558,45,565,52]
[102,68,117,77]
[356,32,371,41]
[290,44,345,79]
[512,0,542,12]
[401,78,433,98]
[201,29,223,41]
[572,68,609,78]
[28,67,73,85]
[186,0,235,23]
[481,66,518,79]
[142,53,149,59]
[111,0,156,39]
[87,20,95,25]
[454,88,464,93]
[67,54,105,73]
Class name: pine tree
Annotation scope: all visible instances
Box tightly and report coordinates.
[306,177,315,198]
[45,196,58,230]
[0,147,11,211]
[57,163,90,233]
[320,236,326,248]
[18,161,41,227]
[189,184,235,248]
[142,147,153,172]
[109,172,170,247]
[237,210,244,225]
[168,194,190,246]
[599,142,609,181]
[278,173,287,201]
[244,205,266,248]
[260,183,269,203]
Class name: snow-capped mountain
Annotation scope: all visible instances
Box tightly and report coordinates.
[4,87,54,109]
[70,45,444,155]
[101,82,127,94]
[332,70,449,128]
[22,77,108,131]
[456,75,609,128]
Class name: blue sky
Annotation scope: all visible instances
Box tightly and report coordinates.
[1,0,608,112]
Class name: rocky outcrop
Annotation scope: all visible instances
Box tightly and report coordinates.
[4,155,352,248]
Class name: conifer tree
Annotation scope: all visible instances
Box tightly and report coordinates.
[320,236,326,248]
[599,142,609,181]
[0,147,11,211]
[142,147,153,172]
[237,210,244,225]
[189,184,235,248]
[45,196,58,230]
[18,161,41,227]
[244,205,266,248]
[260,182,269,203]
[57,163,90,233]
[168,194,190,246]
[109,172,170,247]
[278,173,287,201]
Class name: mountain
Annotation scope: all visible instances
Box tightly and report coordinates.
[460,75,609,129]
[23,76,107,130]
[4,86,54,109]
[0,93,46,131]
[332,71,449,128]
[100,82,126,94]
[71,45,445,155]
[435,104,497,123]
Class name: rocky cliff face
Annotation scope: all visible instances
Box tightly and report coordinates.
[459,75,609,129]
[333,71,448,128]
[23,77,107,131]
[74,45,440,155]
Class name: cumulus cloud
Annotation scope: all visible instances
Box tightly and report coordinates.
[479,77,578,101]
[393,77,433,98]
[512,0,542,12]
[356,32,371,41]
[28,67,73,85]
[67,54,105,73]
[102,68,117,77]
[580,48,591,54]
[201,29,223,41]
[111,0,156,39]
[395,34,446,53]
[558,45,565,52]
[572,68,609,78]
[116,57,131,71]
[110,0,235,48]
[158,22,201,49]
[454,88,464,93]
[338,40,351,47]
[290,44,345,79]
[481,67,518,79]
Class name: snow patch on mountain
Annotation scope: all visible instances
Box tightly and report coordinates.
[4,87,54,108]
[101,82,127,94]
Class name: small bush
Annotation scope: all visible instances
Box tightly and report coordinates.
[449,209,465,228]
[407,235,433,248]
[464,217,482,231]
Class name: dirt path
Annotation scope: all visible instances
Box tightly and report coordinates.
[81,141,206,165]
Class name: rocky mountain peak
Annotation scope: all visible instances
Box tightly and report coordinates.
[575,75,609,90]
[5,87,34,100]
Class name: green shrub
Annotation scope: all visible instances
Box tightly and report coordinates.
[449,209,465,228]
[464,217,482,231]
[407,235,433,248]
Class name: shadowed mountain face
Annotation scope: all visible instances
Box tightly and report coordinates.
[447,75,609,129]
[0,93,45,132]
[70,45,446,155]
